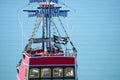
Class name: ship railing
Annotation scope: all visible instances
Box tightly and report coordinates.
[24,48,65,57]
[65,49,75,57]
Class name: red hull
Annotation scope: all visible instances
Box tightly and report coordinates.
[17,53,75,80]
[30,56,75,65]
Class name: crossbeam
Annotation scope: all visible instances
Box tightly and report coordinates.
[29,0,58,3]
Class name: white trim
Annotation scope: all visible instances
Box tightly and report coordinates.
[30,56,75,59]
[16,74,20,80]
[23,52,75,59]
[23,61,29,66]
[23,52,30,58]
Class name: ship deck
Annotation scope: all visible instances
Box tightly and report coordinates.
[24,48,75,58]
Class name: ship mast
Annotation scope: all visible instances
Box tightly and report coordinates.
[23,0,70,52]
[20,0,78,80]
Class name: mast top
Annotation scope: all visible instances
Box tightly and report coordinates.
[29,0,59,4]
[24,0,69,18]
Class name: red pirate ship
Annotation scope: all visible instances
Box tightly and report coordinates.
[16,0,78,80]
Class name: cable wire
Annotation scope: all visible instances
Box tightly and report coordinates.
[58,16,77,52]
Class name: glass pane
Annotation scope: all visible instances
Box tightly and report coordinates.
[41,68,51,78]
[53,68,63,77]
[65,68,74,77]
[30,68,39,78]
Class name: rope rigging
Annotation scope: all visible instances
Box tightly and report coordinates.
[17,1,78,80]
[51,18,61,36]
[58,16,77,53]
[17,5,30,51]
[51,18,63,51]
[18,0,77,53]
[24,17,42,51]
[59,1,76,13]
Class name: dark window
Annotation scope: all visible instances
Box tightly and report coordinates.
[30,68,39,78]
[65,67,74,77]
[41,68,51,78]
[53,68,63,77]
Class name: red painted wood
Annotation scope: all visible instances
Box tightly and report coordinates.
[29,57,75,65]
[23,54,29,64]
[18,59,26,80]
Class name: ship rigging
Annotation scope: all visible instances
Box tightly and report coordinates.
[16,0,78,80]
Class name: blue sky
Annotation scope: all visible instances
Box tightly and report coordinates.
[0,0,120,80]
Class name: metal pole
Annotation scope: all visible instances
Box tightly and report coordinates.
[42,9,45,51]
[48,0,51,51]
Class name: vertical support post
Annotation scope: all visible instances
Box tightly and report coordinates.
[42,9,45,51]
[75,51,78,80]
[48,0,51,51]
[49,12,51,49]
[26,65,29,80]
[46,16,49,48]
